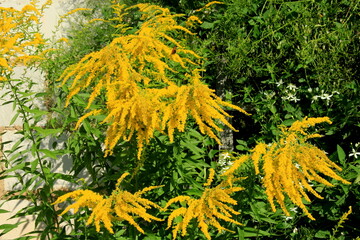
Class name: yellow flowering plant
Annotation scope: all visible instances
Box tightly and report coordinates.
[58,3,249,158]
[0,0,49,81]
[53,172,163,234]
[164,168,244,240]
[1,0,353,238]
[224,117,351,220]
[0,1,118,238]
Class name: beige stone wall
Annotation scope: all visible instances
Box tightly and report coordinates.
[0,1,85,238]
[0,126,22,199]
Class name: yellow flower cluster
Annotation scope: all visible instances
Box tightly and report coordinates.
[247,117,351,219]
[194,1,225,13]
[0,0,48,81]
[53,173,163,233]
[186,15,203,27]
[59,3,248,158]
[165,168,244,240]
[336,206,352,229]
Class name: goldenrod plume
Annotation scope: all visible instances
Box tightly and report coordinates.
[53,173,163,233]
[0,2,47,78]
[59,3,249,158]
[165,169,244,240]
[250,117,350,220]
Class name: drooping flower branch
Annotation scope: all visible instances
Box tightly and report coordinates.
[224,117,351,220]
[53,172,163,233]
[164,168,244,240]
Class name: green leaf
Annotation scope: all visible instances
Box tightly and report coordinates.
[236,139,248,151]
[0,221,26,237]
[201,21,215,29]
[9,112,20,125]
[143,235,162,240]
[315,230,331,238]
[22,106,48,118]
[33,127,62,137]
[3,162,26,174]
[181,140,204,156]
[237,226,271,237]
[282,119,296,126]
[185,189,203,197]
[337,145,346,165]
[30,158,39,172]
[38,149,59,159]
[0,209,10,214]
[269,105,276,114]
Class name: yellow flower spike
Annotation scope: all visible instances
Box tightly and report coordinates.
[21,5,41,15]
[1,2,49,77]
[250,143,268,174]
[249,117,350,220]
[186,16,203,27]
[288,116,332,134]
[54,173,163,234]
[195,1,225,12]
[204,168,216,187]
[221,155,249,178]
[115,172,130,189]
[40,0,53,13]
[58,8,92,25]
[165,171,243,240]
[86,198,114,233]
[337,206,352,229]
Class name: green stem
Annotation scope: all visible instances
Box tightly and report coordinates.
[8,80,60,237]
[9,80,50,186]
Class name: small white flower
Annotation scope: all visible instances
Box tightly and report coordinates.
[283,216,293,221]
[276,79,284,87]
[219,152,233,173]
[219,166,230,174]
[293,227,298,234]
[290,207,298,213]
[312,95,320,102]
[221,152,231,159]
[320,93,332,101]
[282,92,300,102]
[264,91,275,99]
[287,84,298,91]
[349,149,360,159]
[289,95,300,102]
[308,88,313,93]
[294,163,301,169]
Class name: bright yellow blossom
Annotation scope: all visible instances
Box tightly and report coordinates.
[53,173,163,234]
[195,1,224,12]
[186,16,203,27]
[59,3,249,158]
[165,169,244,240]
[0,1,47,79]
[249,117,350,220]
